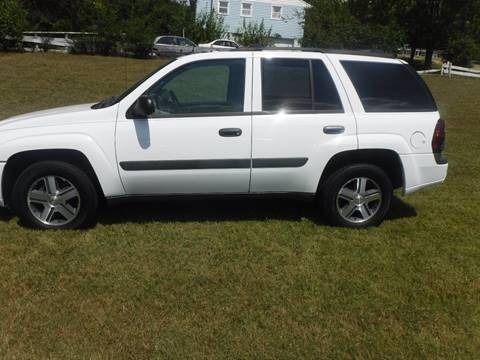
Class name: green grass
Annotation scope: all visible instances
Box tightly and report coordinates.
[0,53,479,359]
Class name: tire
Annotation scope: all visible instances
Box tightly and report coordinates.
[319,164,392,228]
[12,161,99,229]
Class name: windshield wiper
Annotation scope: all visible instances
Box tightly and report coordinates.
[91,96,118,109]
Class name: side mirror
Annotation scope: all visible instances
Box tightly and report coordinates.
[130,95,155,118]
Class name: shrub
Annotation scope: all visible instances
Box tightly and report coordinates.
[444,35,479,67]
[124,18,155,58]
[187,11,226,44]
[0,0,27,50]
[236,19,273,47]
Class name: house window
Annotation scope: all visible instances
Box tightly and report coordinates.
[241,2,252,17]
[218,0,229,15]
[271,5,282,20]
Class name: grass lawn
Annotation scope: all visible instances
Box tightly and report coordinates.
[0,53,479,358]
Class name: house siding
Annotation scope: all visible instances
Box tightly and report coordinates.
[196,0,307,43]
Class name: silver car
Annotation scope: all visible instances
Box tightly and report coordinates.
[153,36,197,55]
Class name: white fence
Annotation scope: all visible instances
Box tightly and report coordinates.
[418,61,480,78]
[21,31,97,52]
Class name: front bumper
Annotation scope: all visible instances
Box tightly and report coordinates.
[400,154,448,195]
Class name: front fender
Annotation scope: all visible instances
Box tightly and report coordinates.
[0,132,125,198]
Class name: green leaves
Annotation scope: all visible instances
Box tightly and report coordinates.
[0,0,27,50]
[236,19,273,47]
[187,11,227,44]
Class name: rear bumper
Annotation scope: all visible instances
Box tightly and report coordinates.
[401,154,448,195]
[0,162,5,207]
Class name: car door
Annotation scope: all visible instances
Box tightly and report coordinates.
[209,41,220,50]
[156,37,175,54]
[177,38,195,54]
[115,53,253,195]
[250,52,358,194]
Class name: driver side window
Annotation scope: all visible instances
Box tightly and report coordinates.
[144,59,246,116]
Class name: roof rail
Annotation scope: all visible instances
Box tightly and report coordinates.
[233,46,396,58]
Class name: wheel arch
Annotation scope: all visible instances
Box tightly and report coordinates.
[2,149,105,208]
[318,149,404,192]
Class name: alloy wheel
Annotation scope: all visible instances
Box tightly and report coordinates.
[336,177,382,224]
[27,175,81,226]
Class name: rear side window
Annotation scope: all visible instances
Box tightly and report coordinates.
[157,37,172,45]
[312,60,344,112]
[261,58,343,113]
[342,61,437,112]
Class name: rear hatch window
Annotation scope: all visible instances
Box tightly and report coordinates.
[341,61,437,112]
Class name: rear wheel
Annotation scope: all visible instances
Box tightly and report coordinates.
[12,161,98,229]
[320,164,392,228]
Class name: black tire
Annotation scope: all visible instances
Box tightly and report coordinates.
[12,161,99,229]
[319,164,392,228]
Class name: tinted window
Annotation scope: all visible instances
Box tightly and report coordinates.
[157,37,172,45]
[312,60,343,112]
[185,38,196,47]
[342,61,437,112]
[262,58,343,113]
[144,59,245,116]
[262,58,312,111]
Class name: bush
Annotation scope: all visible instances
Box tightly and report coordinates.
[236,19,272,47]
[444,35,479,67]
[0,0,26,50]
[187,11,226,44]
[124,18,155,58]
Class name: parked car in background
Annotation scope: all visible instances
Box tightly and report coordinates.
[153,36,197,55]
[198,39,240,51]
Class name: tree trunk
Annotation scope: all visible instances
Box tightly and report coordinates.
[425,47,434,69]
[409,46,416,64]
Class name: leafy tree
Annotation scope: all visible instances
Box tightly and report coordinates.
[236,19,272,47]
[303,0,357,48]
[444,35,479,67]
[0,0,27,50]
[400,0,475,68]
[303,0,405,52]
[21,0,95,31]
[187,11,226,44]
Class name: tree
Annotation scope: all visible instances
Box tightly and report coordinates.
[0,0,27,50]
[186,11,226,44]
[303,0,405,52]
[400,0,475,68]
[303,0,357,48]
[236,19,272,47]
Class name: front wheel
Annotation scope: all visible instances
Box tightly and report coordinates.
[320,164,393,228]
[12,161,98,229]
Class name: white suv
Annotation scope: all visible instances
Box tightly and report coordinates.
[0,50,448,229]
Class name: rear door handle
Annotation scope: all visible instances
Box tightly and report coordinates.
[323,126,345,135]
[219,128,242,137]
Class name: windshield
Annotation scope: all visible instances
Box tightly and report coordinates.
[91,59,177,109]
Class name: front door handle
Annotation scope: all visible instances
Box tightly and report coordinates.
[219,128,242,137]
[323,126,345,135]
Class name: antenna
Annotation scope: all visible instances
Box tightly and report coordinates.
[122,32,127,91]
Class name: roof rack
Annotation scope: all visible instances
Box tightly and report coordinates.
[233,46,396,58]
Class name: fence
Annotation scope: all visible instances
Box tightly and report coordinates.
[21,31,98,52]
[418,61,480,78]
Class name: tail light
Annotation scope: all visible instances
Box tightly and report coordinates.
[432,119,446,153]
